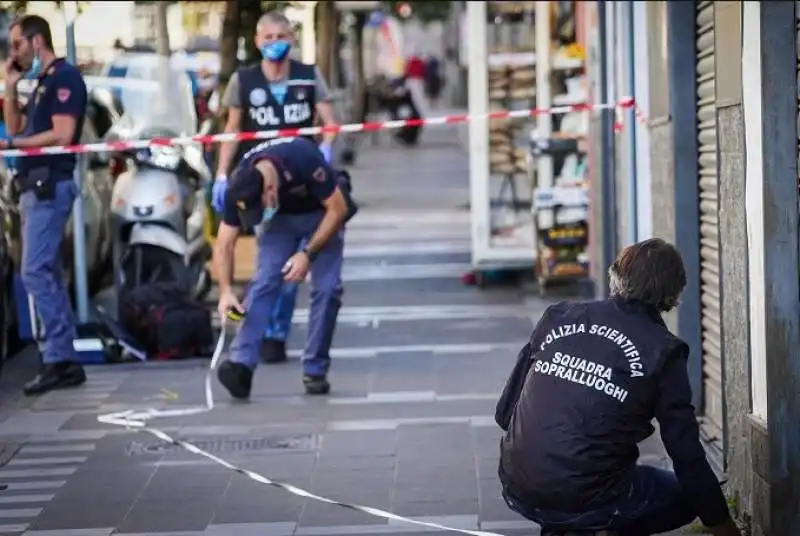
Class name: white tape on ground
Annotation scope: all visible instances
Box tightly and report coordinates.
[96,330,506,536]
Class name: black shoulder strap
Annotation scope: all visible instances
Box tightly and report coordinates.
[236,64,261,100]
[288,60,316,81]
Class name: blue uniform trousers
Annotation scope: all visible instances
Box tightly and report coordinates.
[264,282,299,341]
[263,242,305,342]
[20,179,78,364]
[229,211,343,376]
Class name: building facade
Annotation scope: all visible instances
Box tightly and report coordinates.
[592,2,800,534]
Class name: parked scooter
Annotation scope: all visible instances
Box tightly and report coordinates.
[103,65,212,312]
[376,76,423,146]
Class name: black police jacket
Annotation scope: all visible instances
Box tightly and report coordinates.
[495,297,730,527]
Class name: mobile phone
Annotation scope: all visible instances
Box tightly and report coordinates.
[10,60,23,73]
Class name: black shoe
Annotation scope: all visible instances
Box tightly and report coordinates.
[260,338,288,364]
[23,362,86,396]
[217,361,253,400]
[303,374,330,395]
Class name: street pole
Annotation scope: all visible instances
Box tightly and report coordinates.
[597,0,617,297]
[623,0,637,245]
[64,2,89,324]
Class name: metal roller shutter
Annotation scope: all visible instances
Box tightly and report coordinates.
[695,1,723,447]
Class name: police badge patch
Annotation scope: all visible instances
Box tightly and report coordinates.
[249,88,267,106]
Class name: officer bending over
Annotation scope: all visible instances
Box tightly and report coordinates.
[213,11,338,366]
[1,15,88,396]
[214,136,351,397]
[496,239,741,536]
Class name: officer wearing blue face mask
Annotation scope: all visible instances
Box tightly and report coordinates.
[1,15,88,396]
[214,136,356,398]
[213,11,338,366]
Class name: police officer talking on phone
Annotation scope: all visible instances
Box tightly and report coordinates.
[1,15,88,396]
[212,11,338,366]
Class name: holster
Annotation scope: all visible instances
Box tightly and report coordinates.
[18,167,55,201]
[337,171,358,223]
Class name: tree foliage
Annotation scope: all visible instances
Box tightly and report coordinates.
[382,1,452,24]
[0,1,92,14]
[217,0,289,90]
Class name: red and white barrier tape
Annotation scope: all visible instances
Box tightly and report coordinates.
[0,98,637,159]
[615,97,649,132]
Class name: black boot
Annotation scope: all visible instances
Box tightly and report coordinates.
[217,361,253,400]
[303,374,330,395]
[260,338,288,364]
[23,362,86,396]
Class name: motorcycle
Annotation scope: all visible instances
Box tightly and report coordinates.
[376,76,423,146]
[103,63,212,310]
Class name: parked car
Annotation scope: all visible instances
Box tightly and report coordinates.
[0,76,123,354]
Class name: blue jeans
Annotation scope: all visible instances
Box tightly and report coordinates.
[229,212,343,376]
[20,180,78,364]
[504,466,697,535]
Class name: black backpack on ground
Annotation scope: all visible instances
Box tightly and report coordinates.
[119,282,214,360]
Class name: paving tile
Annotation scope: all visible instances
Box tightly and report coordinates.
[478,478,524,523]
[390,500,479,519]
[0,412,74,436]
[474,456,500,481]
[300,501,390,527]
[0,523,28,534]
[115,502,218,533]
[205,522,297,536]
[314,455,396,472]
[22,530,113,536]
[393,485,476,504]
[212,478,308,525]
[210,502,304,525]
[112,532,204,536]
[29,498,141,531]
[318,430,397,457]
[290,318,534,350]
[0,495,54,505]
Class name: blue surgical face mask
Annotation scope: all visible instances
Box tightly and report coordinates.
[262,204,279,223]
[260,40,292,63]
[25,49,41,79]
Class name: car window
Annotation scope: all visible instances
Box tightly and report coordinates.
[107,65,128,78]
[186,70,199,96]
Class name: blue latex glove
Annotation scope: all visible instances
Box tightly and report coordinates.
[319,141,333,164]
[211,175,228,213]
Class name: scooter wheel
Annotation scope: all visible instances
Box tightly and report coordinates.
[341,148,356,166]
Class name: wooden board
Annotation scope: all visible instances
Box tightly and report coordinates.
[209,237,258,282]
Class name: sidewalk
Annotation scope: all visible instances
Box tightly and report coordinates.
[0,129,678,536]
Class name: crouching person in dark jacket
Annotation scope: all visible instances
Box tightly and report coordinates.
[495,239,741,536]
